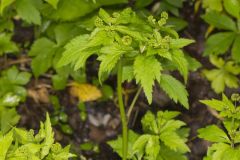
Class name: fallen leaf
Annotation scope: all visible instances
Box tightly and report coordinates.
[27,87,49,103]
[69,82,102,102]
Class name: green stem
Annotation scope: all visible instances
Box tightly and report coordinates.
[127,87,142,122]
[231,116,235,148]
[117,61,128,160]
[230,101,237,148]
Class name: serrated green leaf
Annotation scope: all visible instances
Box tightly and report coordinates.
[133,111,189,159]
[13,128,33,144]
[45,0,59,9]
[58,30,111,71]
[108,130,139,159]
[147,47,172,60]
[170,38,195,49]
[29,38,56,56]
[141,111,159,134]
[0,33,18,55]
[145,135,160,159]
[223,0,240,18]
[15,0,41,25]
[202,11,237,31]
[160,120,186,133]
[132,134,151,159]
[209,56,225,68]
[157,111,180,120]
[99,8,112,24]
[98,44,128,81]
[29,38,56,77]
[221,147,240,160]
[134,55,162,104]
[204,32,236,56]
[57,34,90,68]
[200,99,228,111]
[184,54,202,71]
[158,145,187,160]
[0,131,13,159]
[198,125,230,143]
[159,74,189,108]
[115,26,146,41]
[224,61,240,75]
[122,66,134,82]
[205,143,230,160]
[167,17,188,31]
[160,131,189,152]
[31,55,52,78]
[0,108,20,134]
[172,50,188,82]
[0,113,74,159]
[40,113,54,159]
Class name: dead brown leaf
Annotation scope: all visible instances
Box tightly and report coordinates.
[27,87,49,103]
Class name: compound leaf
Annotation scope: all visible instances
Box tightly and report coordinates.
[204,32,236,56]
[202,11,237,31]
[15,0,41,25]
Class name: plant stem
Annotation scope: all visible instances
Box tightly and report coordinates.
[231,116,235,148]
[127,87,142,121]
[230,101,236,148]
[117,61,128,160]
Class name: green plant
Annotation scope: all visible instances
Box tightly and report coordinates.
[0,93,21,134]
[0,33,18,56]
[28,24,87,82]
[0,113,75,160]
[201,0,240,61]
[0,66,31,100]
[0,0,129,90]
[198,94,240,160]
[198,0,240,94]
[108,110,190,160]
[56,9,193,159]
[0,66,31,135]
[57,8,195,159]
[203,56,240,93]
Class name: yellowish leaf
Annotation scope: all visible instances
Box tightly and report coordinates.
[69,82,102,102]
